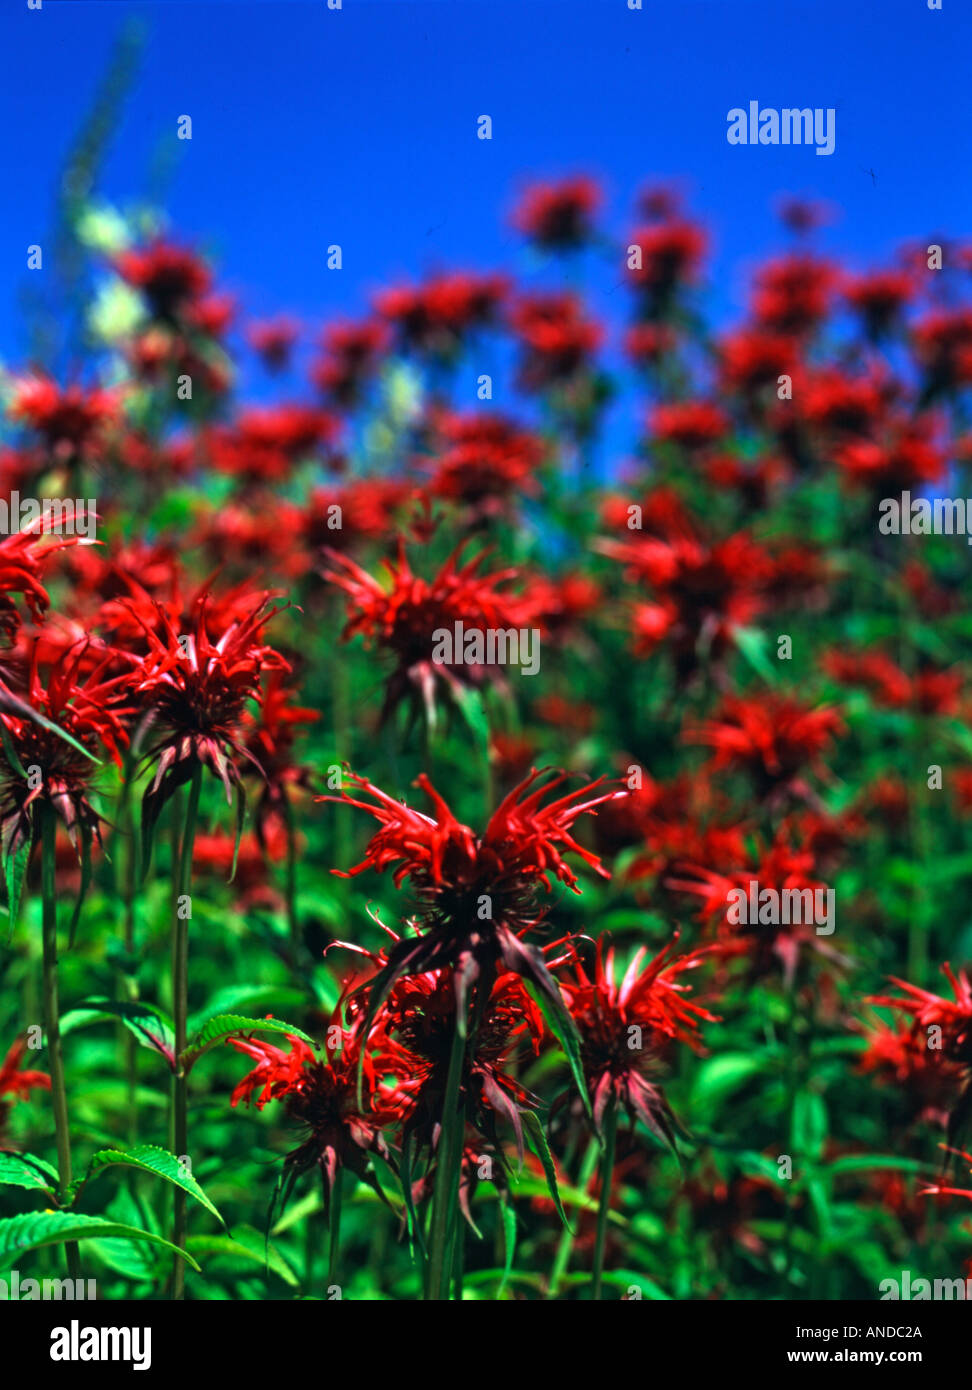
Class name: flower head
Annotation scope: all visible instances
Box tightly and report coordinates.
[124,587,289,845]
[228,1026,412,1217]
[322,540,531,725]
[319,767,623,1017]
[562,934,716,1144]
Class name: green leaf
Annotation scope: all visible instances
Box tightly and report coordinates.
[0,680,99,764]
[77,1145,225,1225]
[733,625,778,686]
[67,819,94,948]
[0,1151,59,1195]
[827,1154,930,1178]
[526,984,591,1118]
[691,1053,764,1109]
[793,1091,828,1161]
[228,780,247,884]
[180,1013,315,1073]
[561,1268,670,1299]
[186,1227,298,1287]
[3,829,32,933]
[498,1197,516,1298]
[188,985,305,1035]
[452,685,489,750]
[522,1111,571,1233]
[60,999,176,1070]
[0,1211,200,1272]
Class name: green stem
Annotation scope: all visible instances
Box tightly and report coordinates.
[170,763,202,1299]
[549,1132,600,1297]
[40,804,81,1282]
[281,792,300,966]
[328,1168,344,1289]
[425,1015,466,1300]
[592,1101,617,1300]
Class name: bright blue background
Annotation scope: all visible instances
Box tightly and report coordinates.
[1,0,969,378]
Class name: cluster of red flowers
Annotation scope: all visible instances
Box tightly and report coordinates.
[4,169,972,1299]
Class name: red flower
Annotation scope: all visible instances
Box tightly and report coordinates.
[115,241,211,318]
[669,829,840,983]
[626,219,707,310]
[0,638,133,864]
[843,268,915,336]
[868,965,972,1152]
[241,670,318,843]
[303,478,411,556]
[205,405,340,488]
[651,400,729,451]
[375,273,507,354]
[857,1020,961,1128]
[228,1027,411,1216]
[684,692,844,803]
[750,255,835,337]
[0,529,70,642]
[424,412,544,518]
[0,1036,51,1101]
[8,375,119,463]
[318,767,622,1015]
[348,950,544,1160]
[832,417,945,492]
[322,540,532,724]
[599,519,771,683]
[869,965,972,1068]
[561,934,716,1144]
[0,1035,51,1146]
[124,588,289,841]
[311,318,390,405]
[510,292,603,389]
[247,316,300,370]
[511,176,601,249]
[718,328,798,397]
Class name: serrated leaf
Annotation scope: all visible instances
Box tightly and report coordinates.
[526,985,591,1119]
[3,829,32,933]
[0,1211,200,1272]
[60,999,176,1070]
[180,1013,315,1073]
[522,1111,572,1233]
[0,1151,59,1194]
[78,1145,225,1225]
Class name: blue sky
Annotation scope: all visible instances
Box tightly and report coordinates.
[1,0,969,383]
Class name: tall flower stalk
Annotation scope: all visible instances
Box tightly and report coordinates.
[169,762,202,1298]
[124,588,290,1288]
[40,802,80,1281]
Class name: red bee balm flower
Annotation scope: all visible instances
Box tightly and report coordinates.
[0,1035,51,1146]
[0,639,133,866]
[125,589,290,848]
[322,540,532,724]
[684,692,844,803]
[562,934,717,1146]
[228,1028,411,1216]
[319,767,624,1016]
